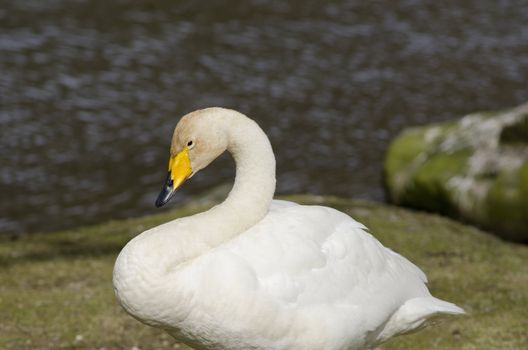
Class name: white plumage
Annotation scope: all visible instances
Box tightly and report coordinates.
[113,108,463,350]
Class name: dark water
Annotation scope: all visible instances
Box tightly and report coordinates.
[1,0,528,235]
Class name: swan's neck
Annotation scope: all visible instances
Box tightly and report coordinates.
[189,115,277,251]
[113,112,276,325]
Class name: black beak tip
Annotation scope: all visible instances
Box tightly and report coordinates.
[155,197,165,208]
[155,172,175,208]
[155,190,173,208]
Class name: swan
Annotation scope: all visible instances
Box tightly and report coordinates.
[113,107,464,350]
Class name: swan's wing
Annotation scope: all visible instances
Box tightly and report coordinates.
[230,204,428,305]
[178,204,432,348]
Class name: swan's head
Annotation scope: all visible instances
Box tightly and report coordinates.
[155,108,229,207]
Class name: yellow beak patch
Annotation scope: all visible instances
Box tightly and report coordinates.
[168,147,193,190]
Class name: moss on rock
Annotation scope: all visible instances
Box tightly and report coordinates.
[486,167,526,235]
[384,127,430,202]
[384,102,528,241]
[403,149,471,215]
[1,194,527,349]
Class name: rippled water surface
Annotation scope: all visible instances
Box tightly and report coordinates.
[1,0,528,235]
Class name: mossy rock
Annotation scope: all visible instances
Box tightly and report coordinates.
[384,102,528,242]
[1,194,527,349]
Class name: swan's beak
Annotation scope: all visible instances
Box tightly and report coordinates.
[155,147,192,207]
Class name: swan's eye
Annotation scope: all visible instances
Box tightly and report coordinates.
[187,140,194,148]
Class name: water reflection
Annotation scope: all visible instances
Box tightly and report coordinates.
[1,0,528,234]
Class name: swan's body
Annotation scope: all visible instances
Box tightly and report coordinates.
[113,108,463,350]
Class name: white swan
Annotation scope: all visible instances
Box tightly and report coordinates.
[113,108,464,350]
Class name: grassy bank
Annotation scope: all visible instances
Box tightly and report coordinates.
[1,195,527,349]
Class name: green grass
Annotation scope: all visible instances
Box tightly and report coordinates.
[1,195,527,349]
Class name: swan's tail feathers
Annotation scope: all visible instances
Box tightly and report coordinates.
[423,296,466,317]
[378,297,465,343]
